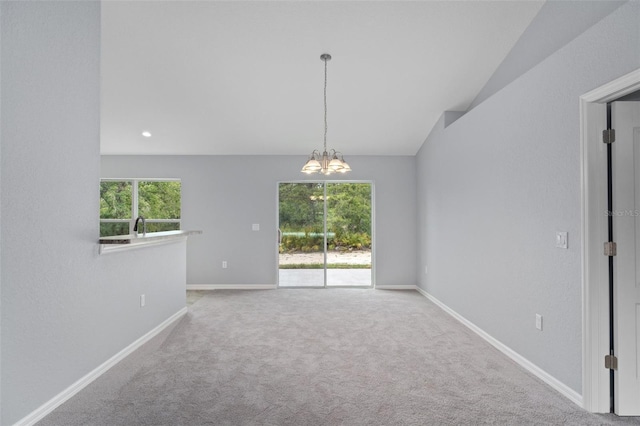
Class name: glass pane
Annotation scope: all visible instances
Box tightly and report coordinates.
[145,222,180,233]
[278,182,325,287]
[138,181,181,220]
[326,183,372,287]
[100,222,129,237]
[100,181,132,219]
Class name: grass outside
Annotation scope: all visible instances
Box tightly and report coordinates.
[279,263,371,269]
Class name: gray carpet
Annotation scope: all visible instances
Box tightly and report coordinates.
[39,289,640,425]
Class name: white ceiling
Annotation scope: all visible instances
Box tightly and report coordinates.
[101,1,544,156]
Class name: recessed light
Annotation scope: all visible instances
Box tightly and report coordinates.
[142,131,152,138]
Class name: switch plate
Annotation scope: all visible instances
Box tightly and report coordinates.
[535,314,543,331]
[252,224,260,231]
[425,265,428,275]
[140,294,146,307]
[556,232,568,249]
[222,261,228,269]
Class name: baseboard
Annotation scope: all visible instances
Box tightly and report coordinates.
[188,284,418,291]
[375,285,418,290]
[415,286,583,407]
[14,307,188,426]
[187,284,277,290]
[188,284,419,291]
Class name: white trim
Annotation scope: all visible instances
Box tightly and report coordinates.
[415,287,583,407]
[186,284,277,290]
[375,285,417,290]
[99,236,187,254]
[13,307,188,426]
[131,179,138,234]
[99,178,182,235]
[580,68,640,413]
[100,177,181,182]
[581,69,640,103]
[100,219,181,224]
[580,97,609,412]
[187,284,416,291]
[275,180,375,289]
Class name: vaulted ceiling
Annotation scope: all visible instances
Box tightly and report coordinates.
[100,1,544,156]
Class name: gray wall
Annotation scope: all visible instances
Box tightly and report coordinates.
[0,3,3,421]
[101,155,417,288]
[1,3,187,424]
[416,0,640,394]
[468,0,627,110]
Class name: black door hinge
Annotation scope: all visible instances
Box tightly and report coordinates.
[603,129,616,144]
[604,241,617,256]
[605,354,618,370]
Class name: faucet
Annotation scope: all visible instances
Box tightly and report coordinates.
[133,216,146,235]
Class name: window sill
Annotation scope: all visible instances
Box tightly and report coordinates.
[99,230,202,254]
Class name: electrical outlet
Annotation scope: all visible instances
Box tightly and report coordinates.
[425,265,428,275]
[222,261,228,269]
[252,224,260,231]
[140,294,145,307]
[535,314,543,331]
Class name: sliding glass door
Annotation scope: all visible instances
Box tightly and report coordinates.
[325,183,372,286]
[278,182,372,288]
[278,183,325,287]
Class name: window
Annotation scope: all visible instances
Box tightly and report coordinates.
[99,179,181,237]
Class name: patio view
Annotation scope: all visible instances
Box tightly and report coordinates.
[278,182,372,287]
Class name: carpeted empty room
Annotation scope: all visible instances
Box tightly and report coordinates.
[37,289,638,425]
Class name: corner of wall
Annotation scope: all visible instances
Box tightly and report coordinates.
[443,111,465,128]
[414,0,639,396]
[468,0,628,110]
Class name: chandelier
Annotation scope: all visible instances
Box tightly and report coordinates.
[301,53,351,175]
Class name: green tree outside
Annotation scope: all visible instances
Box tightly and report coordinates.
[279,182,371,252]
[100,181,132,219]
[138,181,181,219]
[99,180,181,237]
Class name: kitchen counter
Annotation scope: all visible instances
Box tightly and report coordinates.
[99,230,202,254]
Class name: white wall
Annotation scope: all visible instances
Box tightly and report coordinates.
[101,155,417,288]
[1,3,187,424]
[416,0,639,395]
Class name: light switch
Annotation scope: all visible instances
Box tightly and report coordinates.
[536,314,543,331]
[556,232,568,249]
[252,224,260,231]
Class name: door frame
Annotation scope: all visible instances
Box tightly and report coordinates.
[610,102,640,415]
[581,68,640,412]
[275,180,376,288]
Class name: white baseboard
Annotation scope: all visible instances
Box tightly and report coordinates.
[415,286,583,407]
[375,285,418,290]
[187,284,277,290]
[188,284,418,291]
[188,284,417,291]
[14,307,188,426]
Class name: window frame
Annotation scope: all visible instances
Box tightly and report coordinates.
[100,178,181,236]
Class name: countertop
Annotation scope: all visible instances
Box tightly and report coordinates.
[99,230,203,245]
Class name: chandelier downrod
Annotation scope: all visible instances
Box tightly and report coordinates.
[323,54,328,152]
[301,53,351,175]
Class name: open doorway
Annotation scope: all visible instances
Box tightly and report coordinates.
[277,182,373,288]
[581,69,640,414]
[609,100,640,415]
